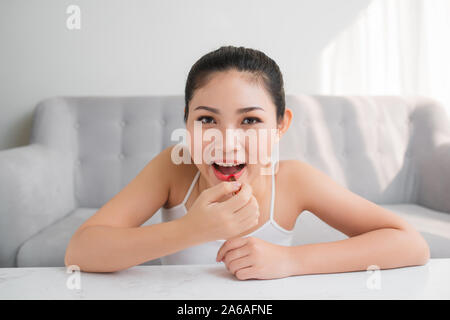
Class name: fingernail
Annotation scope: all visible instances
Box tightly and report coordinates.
[231,181,241,190]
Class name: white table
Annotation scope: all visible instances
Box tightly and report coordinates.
[1,259,449,300]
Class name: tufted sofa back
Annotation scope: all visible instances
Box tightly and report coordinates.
[30,95,185,208]
[30,94,449,208]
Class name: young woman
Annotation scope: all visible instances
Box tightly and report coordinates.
[65,46,429,280]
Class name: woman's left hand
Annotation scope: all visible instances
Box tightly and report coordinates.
[216,236,293,280]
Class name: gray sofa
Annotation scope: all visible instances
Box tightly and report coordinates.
[1,94,449,268]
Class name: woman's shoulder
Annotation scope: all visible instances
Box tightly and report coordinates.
[276,159,310,213]
[157,145,198,208]
[277,159,310,177]
[277,158,319,191]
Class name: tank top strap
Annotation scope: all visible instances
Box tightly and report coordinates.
[181,170,201,206]
[269,159,277,221]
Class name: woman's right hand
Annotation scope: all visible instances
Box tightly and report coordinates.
[182,181,260,242]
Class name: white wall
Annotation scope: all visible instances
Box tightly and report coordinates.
[0,0,370,150]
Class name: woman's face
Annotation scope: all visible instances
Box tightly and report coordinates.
[185,69,292,186]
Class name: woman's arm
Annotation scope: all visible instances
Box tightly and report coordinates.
[65,218,201,272]
[64,146,198,272]
[286,160,430,276]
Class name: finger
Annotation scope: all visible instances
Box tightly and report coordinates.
[235,267,256,280]
[238,210,260,231]
[216,237,248,262]
[217,183,253,212]
[236,197,259,223]
[223,245,251,266]
[202,181,241,204]
[217,237,245,262]
[228,255,253,275]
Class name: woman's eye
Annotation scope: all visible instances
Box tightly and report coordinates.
[242,117,262,125]
[196,116,216,124]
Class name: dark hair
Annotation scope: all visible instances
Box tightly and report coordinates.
[184,45,285,124]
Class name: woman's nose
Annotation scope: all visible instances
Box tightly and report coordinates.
[222,128,244,152]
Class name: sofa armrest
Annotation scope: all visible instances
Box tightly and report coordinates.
[0,144,75,267]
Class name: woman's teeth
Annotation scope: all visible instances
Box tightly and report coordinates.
[214,162,245,167]
[212,162,246,175]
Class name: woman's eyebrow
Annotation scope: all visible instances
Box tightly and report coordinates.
[237,106,265,114]
[193,106,265,114]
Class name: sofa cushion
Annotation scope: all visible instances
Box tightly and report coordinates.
[292,203,450,258]
[16,208,162,267]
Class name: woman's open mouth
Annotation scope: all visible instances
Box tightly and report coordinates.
[211,161,246,181]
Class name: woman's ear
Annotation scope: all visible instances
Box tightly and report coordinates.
[277,107,293,139]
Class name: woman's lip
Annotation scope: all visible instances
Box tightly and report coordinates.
[211,164,246,181]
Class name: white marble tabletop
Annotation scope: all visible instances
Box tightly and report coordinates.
[0,259,449,300]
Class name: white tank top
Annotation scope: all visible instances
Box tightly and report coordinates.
[160,160,294,265]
